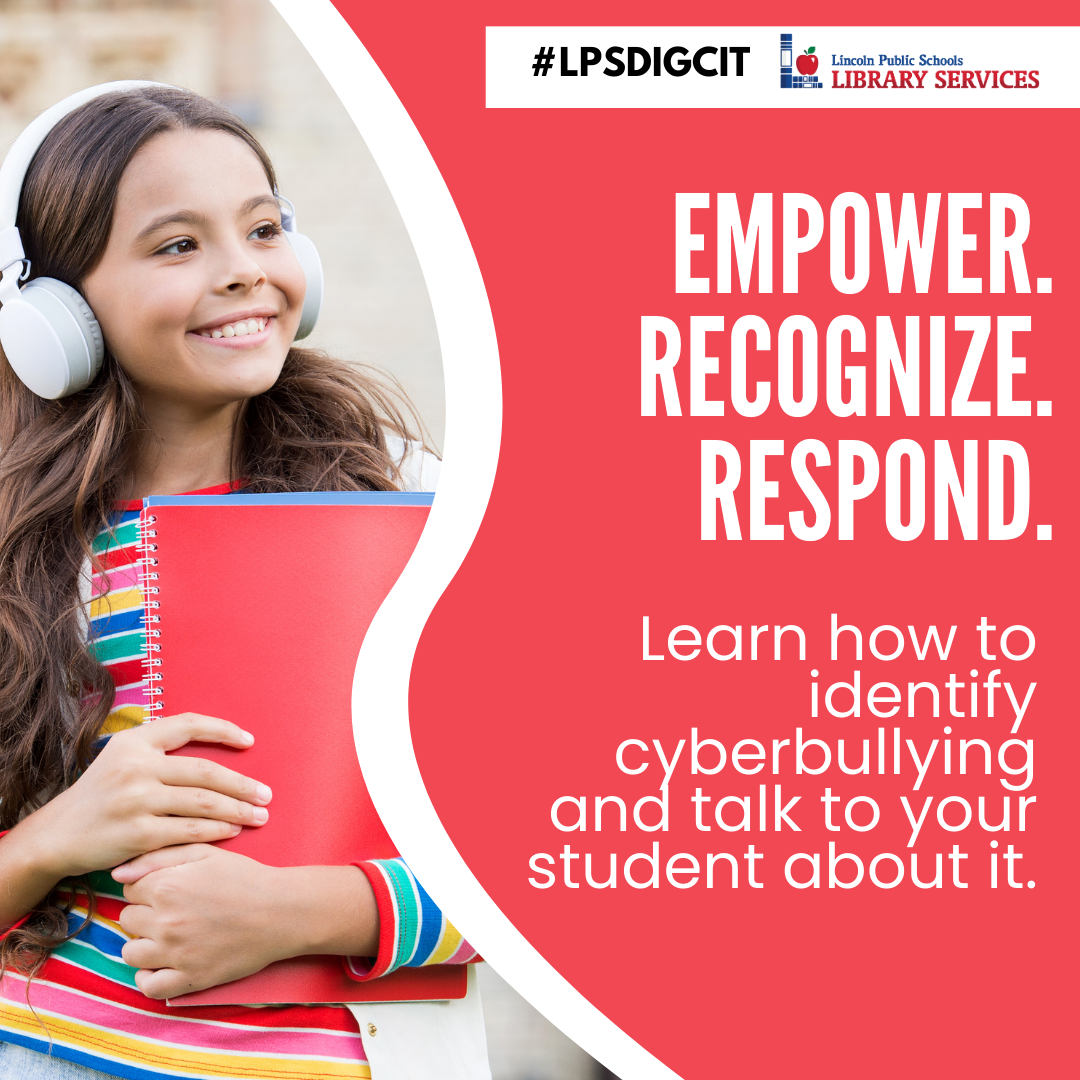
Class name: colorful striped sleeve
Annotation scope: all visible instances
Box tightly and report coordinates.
[343,858,479,981]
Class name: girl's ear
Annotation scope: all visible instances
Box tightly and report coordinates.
[282,229,323,341]
[0,80,160,399]
[0,273,105,399]
[276,198,323,340]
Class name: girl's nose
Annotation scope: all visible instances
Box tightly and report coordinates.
[224,264,266,292]
[219,244,267,293]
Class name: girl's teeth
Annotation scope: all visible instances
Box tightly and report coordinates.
[202,318,268,338]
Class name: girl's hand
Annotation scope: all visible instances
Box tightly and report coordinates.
[113,844,379,999]
[19,713,272,883]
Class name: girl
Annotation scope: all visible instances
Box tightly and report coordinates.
[0,84,485,1080]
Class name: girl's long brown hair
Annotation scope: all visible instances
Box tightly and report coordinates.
[0,86,427,975]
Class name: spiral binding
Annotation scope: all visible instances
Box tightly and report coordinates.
[136,512,165,716]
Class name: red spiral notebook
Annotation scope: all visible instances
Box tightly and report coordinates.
[137,491,466,1006]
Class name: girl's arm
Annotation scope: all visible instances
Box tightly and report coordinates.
[112,844,380,998]
[0,714,272,931]
[0,825,72,933]
[111,846,477,999]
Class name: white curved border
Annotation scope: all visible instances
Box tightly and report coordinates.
[269,3,680,1079]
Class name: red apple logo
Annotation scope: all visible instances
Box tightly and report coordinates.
[796,47,818,75]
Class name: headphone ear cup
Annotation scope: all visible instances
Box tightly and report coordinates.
[0,277,104,399]
[283,230,323,341]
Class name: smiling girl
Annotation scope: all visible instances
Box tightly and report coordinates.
[0,85,483,1080]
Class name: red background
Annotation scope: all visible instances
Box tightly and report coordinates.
[334,4,1077,1076]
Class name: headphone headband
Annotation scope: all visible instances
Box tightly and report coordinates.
[0,81,160,233]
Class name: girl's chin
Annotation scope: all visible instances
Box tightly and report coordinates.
[131,364,286,407]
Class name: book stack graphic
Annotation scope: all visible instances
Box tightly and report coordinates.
[781,33,824,88]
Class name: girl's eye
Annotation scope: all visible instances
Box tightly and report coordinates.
[157,238,197,256]
[250,221,283,242]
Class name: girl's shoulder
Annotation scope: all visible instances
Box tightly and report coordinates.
[385,433,441,493]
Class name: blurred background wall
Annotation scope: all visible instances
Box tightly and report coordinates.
[0,2,610,1077]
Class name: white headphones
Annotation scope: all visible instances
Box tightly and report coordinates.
[0,81,323,400]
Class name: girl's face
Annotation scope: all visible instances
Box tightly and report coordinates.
[81,128,306,412]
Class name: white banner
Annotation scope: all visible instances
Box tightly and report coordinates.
[487,26,1080,108]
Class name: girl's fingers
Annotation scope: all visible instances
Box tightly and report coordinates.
[121,938,168,973]
[158,756,272,806]
[113,843,215,884]
[141,713,255,752]
[143,816,243,851]
[117,900,154,939]
[153,787,270,827]
[133,966,191,1001]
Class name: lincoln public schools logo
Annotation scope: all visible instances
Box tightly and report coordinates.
[780,33,823,89]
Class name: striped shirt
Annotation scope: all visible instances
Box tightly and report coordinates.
[0,484,476,1080]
